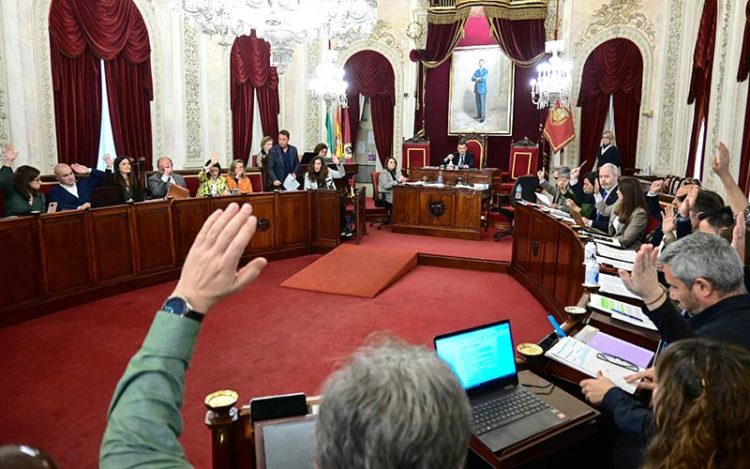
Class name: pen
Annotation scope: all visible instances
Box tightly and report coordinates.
[547,315,567,338]
[612,308,643,322]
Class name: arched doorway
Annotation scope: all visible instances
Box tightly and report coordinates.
[577,38,643,174]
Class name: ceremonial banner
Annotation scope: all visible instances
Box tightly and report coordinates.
[342,106,353,162]
[543,101,575,152]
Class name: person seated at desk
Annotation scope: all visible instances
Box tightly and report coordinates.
[254,136,273,168]
[226,159,253,194]
[565,170,598,219]
[313,142,335,164]
[147,157,187,199]
[197,154,230,197]
[267,130,299,190]
[642,339,750,469]
[104,156,144,204]
[0,144,46,217]
[317,339,470,468]
[99,203,471,469]
[49,156,112,211]
[443,140,475,168]
[304,155,344,190]
[378,157,406,225]
[537,165,577,212]
[571,163,619,231]
[655,186,724,248]
[608,177,648,250]
[580,233,750,460]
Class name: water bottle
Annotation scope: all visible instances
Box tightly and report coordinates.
[514,183,522,201]
[437,169,444,184]
[584,258,600,286]
[584,241,597,262]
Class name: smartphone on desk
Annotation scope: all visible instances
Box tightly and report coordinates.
[47,202,58,214]
[250,392,307,423]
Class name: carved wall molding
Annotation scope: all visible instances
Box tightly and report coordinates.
[224,45,233,163]
[0,1,10,146]
[574,0,656,50]
[337,29,406,163]
[655,0,684,173]
[182,22,203,165]
[34,0,165,172]
[304,43,323,152]
[569,25,654,169]
[368,20,405,58]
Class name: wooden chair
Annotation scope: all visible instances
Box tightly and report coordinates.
[499,138,539,202]
[463,134,487,169]
[401,139,430,176]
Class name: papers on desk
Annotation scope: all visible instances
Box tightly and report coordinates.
[546,337,642,394]
[589,294,658,331]
[283,174,300,191]
[598,274,641,301]
[575,325,655,369]
[590,235,621,248]
[535,192,552,206]
[596,242,636,263]
[596,255,633,272]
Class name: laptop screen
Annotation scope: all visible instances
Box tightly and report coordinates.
[434,321,517,392]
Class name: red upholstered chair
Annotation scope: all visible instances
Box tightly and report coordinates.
[401,139,430,176]
[246,170,265,192]
[499,138,539,201]
[463,135,487,169]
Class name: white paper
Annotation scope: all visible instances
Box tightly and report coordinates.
[598,274,642,300]
[588,294,658,331]
[535,192,551,206]
[596,243,637,263]
[596,255,633,272]
[546,337,640,394]
[283,173,300,191]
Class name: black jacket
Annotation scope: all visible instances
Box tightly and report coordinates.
[266,145,300,185]
[597,145,621,168]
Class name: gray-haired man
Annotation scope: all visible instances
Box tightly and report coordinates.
[537,165,578,212]
[317,338,471,469]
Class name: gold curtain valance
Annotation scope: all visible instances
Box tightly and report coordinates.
[428,0,548,24]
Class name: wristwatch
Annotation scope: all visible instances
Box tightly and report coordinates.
[162,295,204,322]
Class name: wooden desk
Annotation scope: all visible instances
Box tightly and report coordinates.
[206,371,599,469]
[409,166,500,187]
[391,184,485,240]
[0,191,341,328]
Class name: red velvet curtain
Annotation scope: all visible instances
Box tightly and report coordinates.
[738,0,750,194]
[577,38,643,174]
[488,18,545,66]
[230,32,279,164]
[49,0,153,168]
[344,51,395,165]
[686,0,718,178]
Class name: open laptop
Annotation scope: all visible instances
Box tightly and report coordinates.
[434,320,569,452]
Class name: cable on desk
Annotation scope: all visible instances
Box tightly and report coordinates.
[522,382,556,395]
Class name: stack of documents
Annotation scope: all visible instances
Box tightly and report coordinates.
[596,243,636,263]
[545,336,643,393]
[598,274,641,301]
[596,256,634,271]
[588,294,658,331]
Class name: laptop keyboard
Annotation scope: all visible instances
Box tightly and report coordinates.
[471,388,552,435]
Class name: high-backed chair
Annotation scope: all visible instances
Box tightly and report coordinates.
[401,138,430,176]
[499,138,539,202]
[494,175,539,241]
[463,134,487,169]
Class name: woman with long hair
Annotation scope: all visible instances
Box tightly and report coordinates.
[105,156,143,203]
[255,136,273,168]
[0,144,46,216]
[197,153,229,197]
[377,157,406,225]
[643,338,750,469]
[226,159,253,194]
[609,177,648,249]
[304,154,344,190]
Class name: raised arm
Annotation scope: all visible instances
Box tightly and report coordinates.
[712,141,748,215]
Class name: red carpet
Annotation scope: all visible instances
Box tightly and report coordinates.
[281,245,417,297]
[0,255,549,468]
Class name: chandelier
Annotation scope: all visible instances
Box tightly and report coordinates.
[171,0,378,73]
[309,50,348,108]
[529,39,573,110]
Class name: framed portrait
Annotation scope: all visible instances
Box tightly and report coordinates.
[448,45,514,135]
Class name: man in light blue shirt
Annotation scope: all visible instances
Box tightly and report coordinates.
[471,59,488,123]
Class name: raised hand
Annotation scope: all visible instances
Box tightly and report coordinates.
[618,244,664,306]
[104,153,114,169]
[537,168,546,180]
[71,163,89,175]
[171,203,267,313]
[210,151,220,166]
[570,166,581,182]
[331,154,340,165]
[649,180,664,194]
[711,141,730,177]
[679,185,699,217]
[662,206,676,234]
[4,144,18,163]
[732,213,746,265]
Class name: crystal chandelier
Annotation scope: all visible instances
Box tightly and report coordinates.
[171,0,378,74]
[529,39,573,110]
[309,50,348,108]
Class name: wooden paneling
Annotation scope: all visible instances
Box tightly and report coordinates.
[418,189,454,227]
[246,195,276,253]
[133,201,175,274]
[277,192,308,247]
[39,211,91,294]
[310,191,340,248]
[392,185,483,240]
[0,218,41,307]
[454,193,482,229]
[89,206,135,283]
[392,188,419,225]
[172,199,211,263]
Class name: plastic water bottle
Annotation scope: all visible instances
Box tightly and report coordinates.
[584,241,597,262]
[584,258,600,286]
[514,184,522,201]
[437,169,444,184]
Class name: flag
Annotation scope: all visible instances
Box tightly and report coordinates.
[543,101,575,153]
[334,107,344,158]
[342,106,352,162]
[325,108,335,153]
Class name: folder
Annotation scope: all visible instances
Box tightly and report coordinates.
[588,294,657,331]
[575,325,654,368]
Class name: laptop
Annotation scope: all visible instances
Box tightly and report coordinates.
[90,186,122,208]
[434,320,570,452]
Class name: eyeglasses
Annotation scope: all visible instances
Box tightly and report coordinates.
[596,352,639,372]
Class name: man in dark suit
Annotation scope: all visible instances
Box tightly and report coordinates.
[48,156,113,211]
[442,140,475,168]
[594,130,621,169]
[266,130,300,189]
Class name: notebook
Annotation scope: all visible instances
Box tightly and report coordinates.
[434,320,569,452]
